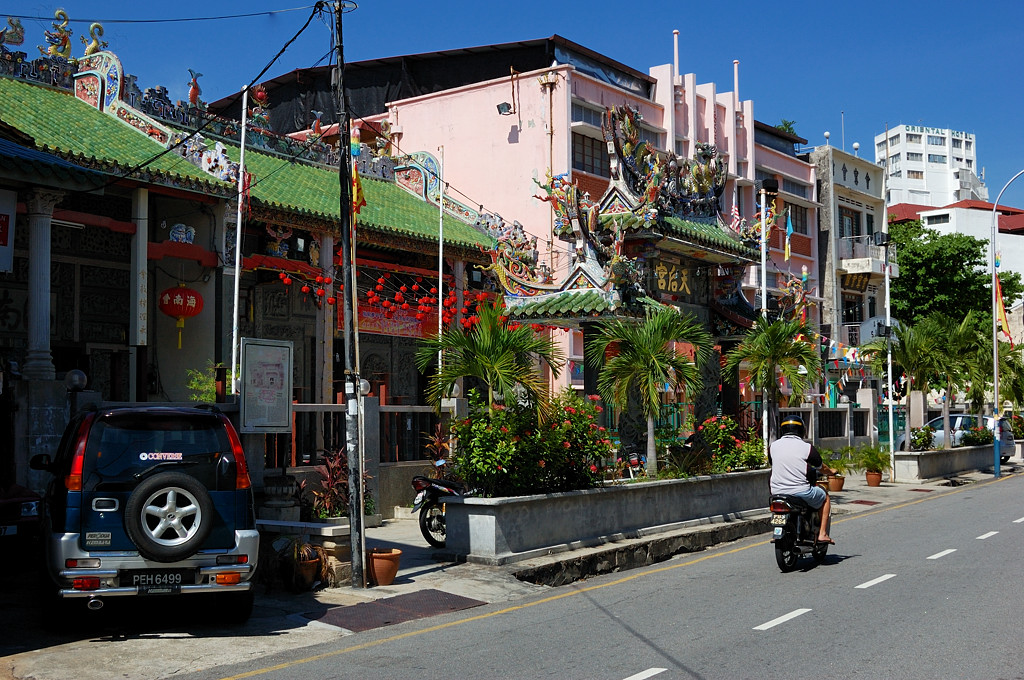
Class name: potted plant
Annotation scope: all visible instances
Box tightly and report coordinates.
[854,444,891,487]
[825,447,855,492]
[280,538,331,591]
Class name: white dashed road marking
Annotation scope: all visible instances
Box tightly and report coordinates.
[622,669,667,680]
[855,574,897,589]
[977,531,999,540]
[1014,517,1024,524]
[753,608,812,630]
[927,549,957,560]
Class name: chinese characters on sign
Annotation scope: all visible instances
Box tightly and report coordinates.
[654,261,693,300]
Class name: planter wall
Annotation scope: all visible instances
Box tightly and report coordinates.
[445,469,770,565]
[894,444,994,481]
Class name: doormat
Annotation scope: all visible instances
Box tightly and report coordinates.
[849,500,881,505]
[303,589,486,633]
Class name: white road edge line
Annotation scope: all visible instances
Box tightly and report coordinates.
[753,608,812,631]
[977,531,999,540]
[855,574,897,589]
[927,549,957,560]
[1014,517,1024,523]
[622,669,668,680]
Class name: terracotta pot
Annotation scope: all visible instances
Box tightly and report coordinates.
[865,471,883,487]
[815,479,829,492]
[296,558,318,590]
[367,548,402,586]
[828,474,845,492]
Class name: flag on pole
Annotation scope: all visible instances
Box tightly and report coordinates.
[351,164,366,216]
[729,203,741,231]
[784,211,793,261]
[996,273,1014,347]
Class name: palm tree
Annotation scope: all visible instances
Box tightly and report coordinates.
[861,319,940,450]
[723,316,821,441]
[414,302,563,412]
[585,306,712,475]
[921,312,981,448]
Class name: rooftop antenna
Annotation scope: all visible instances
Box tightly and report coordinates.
[841,111,845,150]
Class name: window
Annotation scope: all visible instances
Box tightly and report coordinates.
[907,170,924,180]
[637,126,663,151]
[952,139,962,149]
[876,141,887,154]
[888,153,900,164]
[790,204,808,234]
[927,214,950,225]
[571,103,604,128]
[839,206,861,238]
[890,170,902,178]
[675,139,686,156]
[928,154,947,163]
[842,293,863,324]
[906,133,922,144]
[965,140,973,151]
[928,135,945,145]
[907,152,923,162]
[783,178,809,198]
[889,135,900,146]
[866,214,875,236]
[572,133,610,177]
[868,295,877,319]
[954,157,963,164]
[967,159,973,168]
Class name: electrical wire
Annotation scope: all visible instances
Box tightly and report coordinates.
[7,6,320,25]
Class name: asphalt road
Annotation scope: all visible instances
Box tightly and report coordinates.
[176,474,1024,680]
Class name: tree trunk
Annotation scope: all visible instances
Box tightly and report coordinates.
[645,416,657,475]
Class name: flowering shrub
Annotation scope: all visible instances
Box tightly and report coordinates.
[448,390,609,497]
[959,425,994,447]
[1009,414,1024,440]
[909,426,934,451]
[738,428,767,469]
[698,415,744,473]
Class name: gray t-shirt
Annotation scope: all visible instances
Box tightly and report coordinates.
[769,434,822,495]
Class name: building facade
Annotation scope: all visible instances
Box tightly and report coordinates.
[874,124,987,207]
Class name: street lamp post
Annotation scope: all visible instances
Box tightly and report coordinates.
[990,169,1024,478]
[875,230,896,480]
[756,178,778,450]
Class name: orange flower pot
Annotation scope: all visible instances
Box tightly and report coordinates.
[367,548,402,586]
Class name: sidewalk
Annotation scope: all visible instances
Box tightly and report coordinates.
[259,453,1023,622]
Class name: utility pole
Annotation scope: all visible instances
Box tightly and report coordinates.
[334,1,365,588]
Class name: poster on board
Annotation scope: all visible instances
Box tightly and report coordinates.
[239,337,293,433]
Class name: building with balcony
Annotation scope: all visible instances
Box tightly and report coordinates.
[808,144,898,395]
[874,124,987,207]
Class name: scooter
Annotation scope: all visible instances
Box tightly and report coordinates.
[411,474,466,548]
[769,483,831,572]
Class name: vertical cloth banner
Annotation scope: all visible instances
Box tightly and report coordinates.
[351,164,366,216]
[996,273,1014,347]
[784,211,793,261]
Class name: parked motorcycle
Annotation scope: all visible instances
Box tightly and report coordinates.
[411,474,467,548]
[769,489,830,572]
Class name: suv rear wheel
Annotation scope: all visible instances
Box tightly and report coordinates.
[124,472,214,562]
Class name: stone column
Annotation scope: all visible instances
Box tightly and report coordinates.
[22,188,64,380]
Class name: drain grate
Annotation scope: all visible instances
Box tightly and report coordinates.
[849,500,881,506]
[303,589,486,632]
[910,489,933,493]
[940,478,970,487]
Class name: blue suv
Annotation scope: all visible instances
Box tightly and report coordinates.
[30,404,259,621]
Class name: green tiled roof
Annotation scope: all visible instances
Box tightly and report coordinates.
[598,212,757,260]
[0,75,493,251]
[0,77,228,190]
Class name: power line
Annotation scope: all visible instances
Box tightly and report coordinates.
[7,6,320,25]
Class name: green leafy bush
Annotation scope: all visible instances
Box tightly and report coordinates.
[449,389,609,497]
[854,443,891,473]
[959,426,994,447]
[738,428,767,469]
[1009,414,1024,439]
[909,426,934,451]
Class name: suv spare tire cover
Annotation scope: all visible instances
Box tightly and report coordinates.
[125,471,215,562]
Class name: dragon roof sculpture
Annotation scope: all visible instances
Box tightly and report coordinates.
[487,104,753,324]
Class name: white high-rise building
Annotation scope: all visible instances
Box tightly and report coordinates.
[874,124,987,206]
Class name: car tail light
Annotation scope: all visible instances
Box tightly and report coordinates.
[72,578,101,590]
[216,572,241,585]
[412,477,431,491]
[66,558,101,568]
[770,500,792,513]
[65,414,95,491]
[216,554,248,565]
[220,415,251,490]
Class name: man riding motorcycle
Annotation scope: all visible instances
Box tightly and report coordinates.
[768,415,835,545]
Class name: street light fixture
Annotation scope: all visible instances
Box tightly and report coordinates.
[989,169,1024,478]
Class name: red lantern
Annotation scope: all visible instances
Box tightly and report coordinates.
[158,284,204,350]
[327,296,336,305]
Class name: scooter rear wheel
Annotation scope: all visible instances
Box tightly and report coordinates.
[419,499,446,548]
[775,543,799,572]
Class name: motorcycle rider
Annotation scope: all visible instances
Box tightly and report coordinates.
[768,415,835,545]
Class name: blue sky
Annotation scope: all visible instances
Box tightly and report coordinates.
[12,1,1024,208]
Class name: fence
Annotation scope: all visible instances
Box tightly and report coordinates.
[876,405,907,445]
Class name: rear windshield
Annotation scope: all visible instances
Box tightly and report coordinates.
[82,414,230,488]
